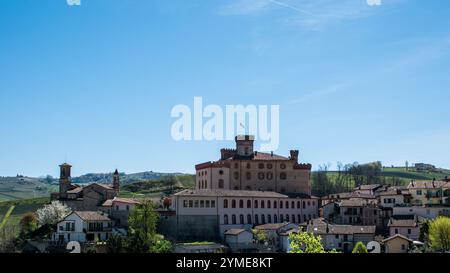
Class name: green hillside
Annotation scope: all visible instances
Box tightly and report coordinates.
[0,197,49,235]
[381,167,450,181]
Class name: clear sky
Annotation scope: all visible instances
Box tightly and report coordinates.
[1,0,450,177]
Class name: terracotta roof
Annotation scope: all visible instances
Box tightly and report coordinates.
[174,189,288,198]
[73,211,111,221]
[382,234,413,243]
[408,180,448,189]
[378,189,402,196]
[254,222,291,231]
[388,218,418,228]
[224,229,250,236]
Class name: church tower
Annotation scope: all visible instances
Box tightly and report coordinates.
[113,169,120,194]
[235,135,255,159]
[59,163,72,199]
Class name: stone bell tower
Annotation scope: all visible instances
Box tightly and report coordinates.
[113,169,120,194]
[59,163,72,199]
[235,135,255,159]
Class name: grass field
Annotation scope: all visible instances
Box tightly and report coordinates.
[0,197,49,235]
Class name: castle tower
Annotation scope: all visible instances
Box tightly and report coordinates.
[113,169,120,194]
[59,163,72,199]
[235,135,255,158]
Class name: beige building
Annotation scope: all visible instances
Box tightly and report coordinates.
[382,234,413,253]
[195,135,312,195]
[407,180,448,206]
[387,217,420,241]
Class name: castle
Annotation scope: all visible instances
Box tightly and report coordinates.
[164,135,319,242]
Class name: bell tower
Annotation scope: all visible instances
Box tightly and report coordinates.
[113,169,120,194]
[59,163,72,199]
[235,135,255,159]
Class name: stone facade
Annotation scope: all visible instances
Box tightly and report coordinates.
[196,135,312,195]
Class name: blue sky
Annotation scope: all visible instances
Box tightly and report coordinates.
[1,0,450,177]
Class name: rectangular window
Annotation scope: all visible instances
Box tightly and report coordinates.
[417,190,422,195]
[200,200,205,208]
[189,200,193,208]
[183,200,188,208]
[206,200,210,208]
[211,200,216,208]
[194,200,199,208]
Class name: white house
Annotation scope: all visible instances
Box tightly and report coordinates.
[53,211,113,243]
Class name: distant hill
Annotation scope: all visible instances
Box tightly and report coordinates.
[0,171,192,202]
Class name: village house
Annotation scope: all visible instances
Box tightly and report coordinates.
[101,197,141,227]
[387,217,420,241]
[253,222,298,250]
[407,180,448,206]
[224,229,254,252]
[382,234,413,254]
[306,219,375,253]
[53,211,113,243]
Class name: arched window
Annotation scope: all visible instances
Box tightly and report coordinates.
[224,215,229,225]
[280,214,284,222]
[247,200,252,208]
[266,172,273,180]
[268,214,272,223]
[261,214,266,224]
[261,200,265,209]
[286,201,289,209]
[274,201,277,209]
[292,215,295,223]
[240,214,244,225]
[224,199,228,208]
[232,200,236,208]
[286,214,290,222]
[254,214,259,225]
[291,201,295,209]
[218,179,224,189]
[297,215,301,223]
[274,214,278,223]
[303,201,306,209]
[267,201,271,209]
[254,200,258,209]
[267,163,273,169]
[247,214,252,224]
[258,172,265,180]
[280,201,283,209]
[258,163,264,169]
[297,201,301,209]
[239,200,244,208]
[232,215,237,225]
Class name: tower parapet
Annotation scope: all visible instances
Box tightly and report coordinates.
[59,163,72,199]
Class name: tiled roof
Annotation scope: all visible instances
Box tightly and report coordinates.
[408,180,448,189]
[382,234,413,243]
[174,189,288,198]
[224,229,249,235]
[73,211,111,221]
[112,197,141,205]
[355,184,382,191]
[388,219,418,228]
[308,219,375,235]
[102,199,113,207]
[339,198,369,207]
[67,187,83,194]
[253,152,289,161]
[254,222,291,231]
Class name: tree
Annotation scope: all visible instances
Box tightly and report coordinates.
[127,199,160,253]
[352,242,368,253]
[149,235,172,253]
[36,201,71,226]
[106,234,125,253]
[289,232,336,254]
[252,229,269,244]
[428,217,450,252]
[19,213,38,234]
